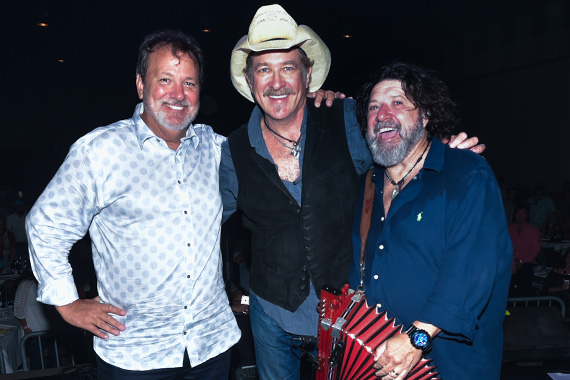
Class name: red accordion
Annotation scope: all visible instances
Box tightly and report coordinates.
[316,284,439,380]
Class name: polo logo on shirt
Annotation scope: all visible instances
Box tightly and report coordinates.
[417,212,423,222]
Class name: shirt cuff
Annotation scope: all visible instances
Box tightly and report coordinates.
[37,276,79,306]
[419,297,477,342]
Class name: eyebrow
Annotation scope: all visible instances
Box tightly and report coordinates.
[254,60,299,70]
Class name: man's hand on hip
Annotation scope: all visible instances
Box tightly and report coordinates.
[56,297,127,339]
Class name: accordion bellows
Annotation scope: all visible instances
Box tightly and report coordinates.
[317,285,440,380]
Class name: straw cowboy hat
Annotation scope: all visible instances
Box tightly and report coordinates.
[230,4,331,102]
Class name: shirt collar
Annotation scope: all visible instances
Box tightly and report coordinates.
[133,103,199,150]
[422,136,444,173]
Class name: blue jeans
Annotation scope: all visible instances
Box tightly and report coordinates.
[96,349,230,380]
[249,295,316,380]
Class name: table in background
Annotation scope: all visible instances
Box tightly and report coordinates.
[0,310,23,373]
[541,240,570,253]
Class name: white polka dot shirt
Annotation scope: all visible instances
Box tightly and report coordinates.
[26,103,240,370]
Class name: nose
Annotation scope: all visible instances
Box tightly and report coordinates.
[170,83,185,101]
[269,71,285,90]
[374,103,391,122]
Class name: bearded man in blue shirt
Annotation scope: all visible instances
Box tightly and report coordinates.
[350,62,512,380]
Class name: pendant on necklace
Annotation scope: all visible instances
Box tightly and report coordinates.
[391,185,400,199]
[291,143,301,158]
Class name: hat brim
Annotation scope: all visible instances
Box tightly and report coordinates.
[230,25,331,102]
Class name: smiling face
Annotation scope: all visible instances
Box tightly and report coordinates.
[136,46,200,134]
[365,80,426,167]
[246,48,312,125]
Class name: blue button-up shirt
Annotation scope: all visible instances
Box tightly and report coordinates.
[349,138,512,379]
[26,103,240,370]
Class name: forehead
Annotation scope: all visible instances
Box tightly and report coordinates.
[147,46,198,72]
[251,49,303,66]
[370,79,407,100]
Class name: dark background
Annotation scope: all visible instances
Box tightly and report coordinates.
[3,0,570,203]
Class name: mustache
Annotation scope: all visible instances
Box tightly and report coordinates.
[263,88,296,97]
[162,99,191,107]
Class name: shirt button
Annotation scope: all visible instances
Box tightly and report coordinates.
[184,210,188,214]
[374,274,379,280]
[380,217,385,221]
[184,331,187,335]
[177,180,181,184]
[305,246,311,251]
[184,305,187,309]
[300,284,306,290]
[413,176,418,180]
[379,245,384,250]
[187,243,191,247]
[303,226,309,231]
[187,275,190,279]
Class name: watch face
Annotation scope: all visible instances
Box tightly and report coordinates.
[412,331,429,348]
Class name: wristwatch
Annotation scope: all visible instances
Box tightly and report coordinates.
[405,325,433,353]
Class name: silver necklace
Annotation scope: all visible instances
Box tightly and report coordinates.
[384,143,430,199]
[264,118,303,158]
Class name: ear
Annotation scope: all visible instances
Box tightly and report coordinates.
[245,74,253,91]
[422,110,430,127]
[306,66,313,89]
[136,74,144,100]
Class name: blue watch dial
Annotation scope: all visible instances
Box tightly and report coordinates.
[412,331,429,347]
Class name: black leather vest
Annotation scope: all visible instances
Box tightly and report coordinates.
[228,100,359,311]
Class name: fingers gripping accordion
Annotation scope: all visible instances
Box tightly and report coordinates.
[316,285,439,380]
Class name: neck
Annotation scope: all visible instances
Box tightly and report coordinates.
[385,137,430,181]
[261,101,306,138]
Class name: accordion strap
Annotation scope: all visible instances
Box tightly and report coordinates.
[358,169,376,290]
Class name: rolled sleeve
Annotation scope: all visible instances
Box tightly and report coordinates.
[344,99,373,175]
[26,139,98,306]
[220,139,238,222]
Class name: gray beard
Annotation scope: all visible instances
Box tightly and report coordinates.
[366,117,425,167]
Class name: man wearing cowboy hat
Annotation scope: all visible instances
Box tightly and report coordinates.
[220,4,482,379]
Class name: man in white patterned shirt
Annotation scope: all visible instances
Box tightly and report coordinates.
[25,30,240,379]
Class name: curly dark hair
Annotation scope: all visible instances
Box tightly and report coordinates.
[355,62,459,140]
[136,29,205,87]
